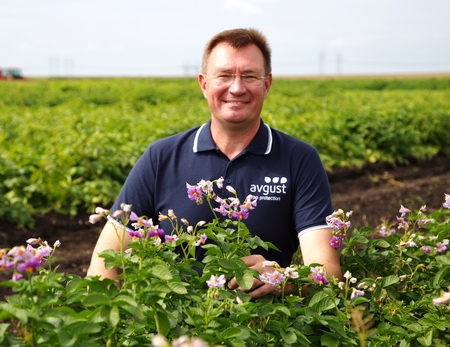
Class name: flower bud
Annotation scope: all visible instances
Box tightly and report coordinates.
[168,209,176,220]
[89,214,101,224]
[226,185,236,194]
[121,204,132,213]
[112,210,123,218]
[26,238,41,245]
[95,207,110,216]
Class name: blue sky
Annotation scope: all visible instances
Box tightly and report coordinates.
[2,0,449,77]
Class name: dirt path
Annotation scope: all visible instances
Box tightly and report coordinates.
[1,155,449,299]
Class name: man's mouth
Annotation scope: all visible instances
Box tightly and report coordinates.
[225,101,248,104]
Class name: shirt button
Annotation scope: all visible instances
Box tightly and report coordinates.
[226,179,232,184]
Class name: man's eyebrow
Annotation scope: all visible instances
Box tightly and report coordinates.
[214,69,262,74]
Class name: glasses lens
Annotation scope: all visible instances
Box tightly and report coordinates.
[212,74,265,86]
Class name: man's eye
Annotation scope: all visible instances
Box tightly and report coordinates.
[244,75,258,80]
[218,74,232,79]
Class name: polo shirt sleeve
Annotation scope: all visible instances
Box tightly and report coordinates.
[110,146,156,221]
[293,146,333,237]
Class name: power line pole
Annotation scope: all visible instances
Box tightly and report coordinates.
[336,53,343,75]
[319,51,325,75]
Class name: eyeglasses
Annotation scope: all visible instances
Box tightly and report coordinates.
[206,73,267,87]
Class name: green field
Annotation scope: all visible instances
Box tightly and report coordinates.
[1,77,449,226]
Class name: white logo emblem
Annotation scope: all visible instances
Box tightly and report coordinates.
[264,177,287,184]
[250,177,288,198]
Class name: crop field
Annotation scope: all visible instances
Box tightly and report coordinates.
[1,76,449,227]
[1,76,450,346]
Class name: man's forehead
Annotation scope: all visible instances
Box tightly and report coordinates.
[207,42,265,71]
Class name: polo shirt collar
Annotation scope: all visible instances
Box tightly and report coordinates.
[193,119,273,155]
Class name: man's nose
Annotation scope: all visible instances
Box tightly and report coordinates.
[228,75,246,94]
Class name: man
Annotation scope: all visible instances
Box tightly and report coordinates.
[87,28,342,298]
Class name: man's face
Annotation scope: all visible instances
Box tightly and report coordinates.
[198,42,272,129]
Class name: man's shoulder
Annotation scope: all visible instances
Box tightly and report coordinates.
[270,126,316,152]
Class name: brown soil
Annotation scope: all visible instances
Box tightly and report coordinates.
[1,155,449,300]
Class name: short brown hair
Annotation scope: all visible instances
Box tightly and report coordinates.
[201,28,272,74]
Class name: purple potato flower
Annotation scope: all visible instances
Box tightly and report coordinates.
[206,274,226,288]
[165,235,179,242]
[195,234,207,246]
[186,184,203,203]
[443,193,450,209]
[351,288,365,299]
[330,235,342,249]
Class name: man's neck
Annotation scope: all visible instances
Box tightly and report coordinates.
[210,119,261,160]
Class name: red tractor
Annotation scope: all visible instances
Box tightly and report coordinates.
[0,68,24,80]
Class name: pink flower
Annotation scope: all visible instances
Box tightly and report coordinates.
[260,271,285,286]
[436,241,448,253]
[378,225,396,237]
[310,266,329,285]
[351,288,365,299]
[284,266,299,279]
[232,209,249,220]
[130,212,152,228]
[0,256,14,269]
[129,230,144,239]
[399,205,411,217]
[206,274,226,288]
[197,179,214,195]
[315,275,329,285]
[267,271,285,286]
[8,246,27,261]
[432,292,450,306]
[186,184,203,202]
[165,235,179,242]
[12,273,23,281]
[326,216,350,230]
[330,236,342,249]
[310,266,326,276]
[195,234,207,246]
[148,228,164,238]
[396,216,409,230]
[213,197,230,216]
[417,219,434,227]
[215,177,224,189]
[420,245,433,253]
[242,195,258,211]
[17,258,41,273]
[443,193,450,209]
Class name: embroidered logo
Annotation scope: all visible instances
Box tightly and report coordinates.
[249,176,288,201]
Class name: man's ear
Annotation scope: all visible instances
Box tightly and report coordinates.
[198,73,208,99]
[264,73,273,99]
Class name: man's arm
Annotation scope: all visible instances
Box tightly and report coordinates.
[87,221,131,280]
[299,227,342,280]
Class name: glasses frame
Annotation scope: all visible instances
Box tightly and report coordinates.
[205,73,268,87]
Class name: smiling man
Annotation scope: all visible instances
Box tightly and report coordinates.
[198,40,271,160]
[87,28,342,298]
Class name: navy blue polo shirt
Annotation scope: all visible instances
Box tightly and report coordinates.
[111,119,333,267]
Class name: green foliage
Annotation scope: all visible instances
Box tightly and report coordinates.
[0,183,449,346]
[1,77,449,227]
